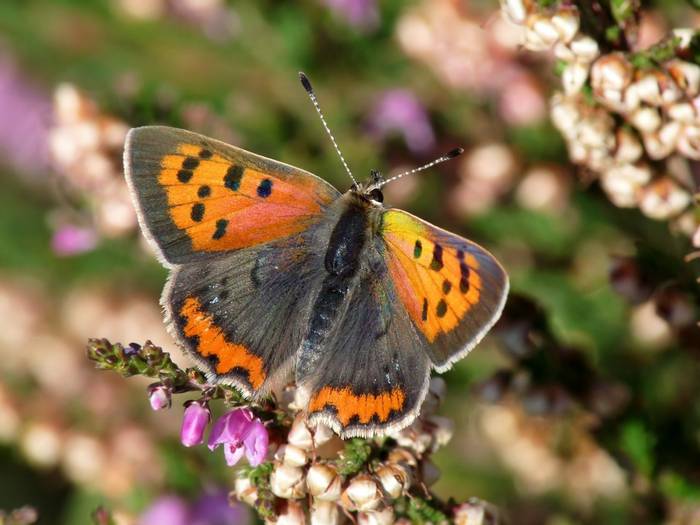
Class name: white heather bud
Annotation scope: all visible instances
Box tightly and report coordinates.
[275,500,306,525]
[454,501,486,525]
[614,128,643,164]
[630,106,662,134]
[569,35,599,63]
[678,125,700,160]
[554,42,576,62]
[393,424,432,454]
[288,414,314,450]
[636,70,682,107]
[310,500,340,525]
[639,177,692,220]
[591,53,633,92]
[275,444,309,468]
[672,28,695,49]
[387,447,418,468]
[270,462,307,499]
[644,121,682,160]
[311,422,335,447]
[375,463,409,499]
[601,163,652,208]
[667,60,700,97]
[307,463,343,502]
[524,14,558,51]
[568,141,589,164]
[358,508,396,525]
[550,94,580,135]
[500,0,529,24]
[427,415,455,449]
[420,459,441,487]
[341,474,383,512]
[562,61,589,95]
[234,475,258,507]
[551,6,579,44]
[669,103,698,125]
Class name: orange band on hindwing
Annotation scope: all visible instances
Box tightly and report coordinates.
[308,386,406,425]
[179,296,266,389]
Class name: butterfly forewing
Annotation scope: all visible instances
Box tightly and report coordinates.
[124,126,340,264]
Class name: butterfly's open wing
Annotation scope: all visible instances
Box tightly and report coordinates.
[297,255,432,438]
[125,126,340,396]
[381,209,509,372]
[166,231,329,397]
[124,126,340,264]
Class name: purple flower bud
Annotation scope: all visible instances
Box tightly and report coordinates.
[208,408,269,467]
[138,495,189,525]
[148,385,171,411]
[180,401,211,447]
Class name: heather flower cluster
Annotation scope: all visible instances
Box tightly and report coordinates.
[501,1,700,232]
[87,339,500,524]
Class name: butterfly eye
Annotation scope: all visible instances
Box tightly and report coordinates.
[369,188,384,203]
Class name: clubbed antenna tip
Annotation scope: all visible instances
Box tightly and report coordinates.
[299,72,313,94]
[447,147,464,159]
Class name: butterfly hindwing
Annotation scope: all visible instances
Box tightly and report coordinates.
[381,209,509,372]
[166,227,331,397]
[297,233,431,438]
[124,126,341,264]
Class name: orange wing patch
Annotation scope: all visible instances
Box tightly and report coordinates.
[309,386,406,425]
[158,143,327,251]
[382,211,482,342]
[179,296,265,390]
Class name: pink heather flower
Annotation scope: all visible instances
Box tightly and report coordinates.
[180,401,211,447]
[324,0,379,30]
[208,408,269,467]
[369,89,436,154]
[138,495,189,525]
[51,224,98,257]
[148,385,171,411]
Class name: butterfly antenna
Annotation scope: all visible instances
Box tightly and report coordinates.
[299,72,358,187]
[379,148,464,187]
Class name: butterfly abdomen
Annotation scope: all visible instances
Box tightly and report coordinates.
[297,195,374,375]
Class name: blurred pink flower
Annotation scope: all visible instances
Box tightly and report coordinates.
[498,74,547,126]
[0,54,51,177]
[324,0,379,30]
[148,385,171,411]
[180,401,211,447]
[139,495,189,525]
[208,408,268,466]
[369,89,436,154]
[51,225,98,257]
[139,491,248,525]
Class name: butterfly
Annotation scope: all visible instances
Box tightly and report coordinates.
[124,73,509,438]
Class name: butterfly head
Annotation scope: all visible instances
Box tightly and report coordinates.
[350,169,385,206]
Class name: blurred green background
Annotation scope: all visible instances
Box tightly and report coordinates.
[1,0,699,524]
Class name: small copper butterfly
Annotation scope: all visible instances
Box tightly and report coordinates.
[124,73,509,438]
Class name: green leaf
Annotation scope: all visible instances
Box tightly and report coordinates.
[620,420,656,478]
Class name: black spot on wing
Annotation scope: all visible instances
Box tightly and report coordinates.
[414,240,422,259]
[430,244,444,271]
[182,157,199,170]
[436,299,447,318]
[422,298,428,322]
[442,280,452,294]
[198,185,211,198]
[191,203,205,222]
[460,261,470,293]
[213,219,228,240]
[257,179,272,198]
[198,149,213,159]
[224,165,243,191]
[177,169,193,183]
